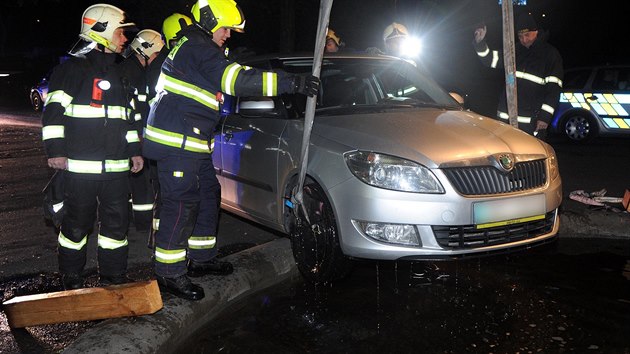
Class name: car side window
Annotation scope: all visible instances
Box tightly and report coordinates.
[563,69,591,90]
[592,68,620,91]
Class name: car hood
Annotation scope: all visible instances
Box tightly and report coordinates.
[312,108,546,168]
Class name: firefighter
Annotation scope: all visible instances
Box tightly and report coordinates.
[145,13,194,250]
[42,3,143,290]
[119,30,165,232]
[473,13,563,137]
[382,22,409,56]
[143,0,319,300]
[325,29,343,53]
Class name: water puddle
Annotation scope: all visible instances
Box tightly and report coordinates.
[183,240,630,353]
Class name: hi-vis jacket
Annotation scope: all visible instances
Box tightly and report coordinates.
[143,26,296,161]
[42,51,140,180]
[474,35,563,133]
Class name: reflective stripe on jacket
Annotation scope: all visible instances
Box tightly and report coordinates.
[143,26,295,161]
[474,35,564,130]
[42,50,140,180]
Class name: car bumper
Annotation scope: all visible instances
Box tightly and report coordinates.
[328,174,563,261]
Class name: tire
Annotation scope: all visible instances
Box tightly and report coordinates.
[285,178,353,284]
[561,113,598,143]
[31,92,43,112]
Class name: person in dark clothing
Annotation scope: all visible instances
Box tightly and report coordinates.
[144,13,193,250]
[142,0,319,301]
[42,3,143,290]
[325,29,344,53]
[119,29,165,232]
[473,13,564,137]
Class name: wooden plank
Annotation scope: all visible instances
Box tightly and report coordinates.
[3,280,163,328]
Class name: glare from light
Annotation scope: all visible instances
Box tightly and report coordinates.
[401,36,422,58]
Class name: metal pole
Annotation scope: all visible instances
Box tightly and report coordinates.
[502,0,518,129]
[292,0,333,219]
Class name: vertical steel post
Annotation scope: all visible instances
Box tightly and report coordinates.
[502,0,518,128]
[293,0,333,218]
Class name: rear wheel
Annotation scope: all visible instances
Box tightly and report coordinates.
[285,178,352,284]
[31,92,43,111]
[562,113,597,143]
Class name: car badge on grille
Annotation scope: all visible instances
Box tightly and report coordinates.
[497,153,514,172]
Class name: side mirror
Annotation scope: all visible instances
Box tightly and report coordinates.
[237,97,279,118]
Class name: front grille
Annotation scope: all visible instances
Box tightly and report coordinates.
[432,211,556,249]
[442,159,546,195]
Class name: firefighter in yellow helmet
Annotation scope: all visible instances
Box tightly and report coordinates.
[144,13,195,252]
[143,0,319,300]
[162,13,193,50]
[43,4,143,290]
[325,29,343,53]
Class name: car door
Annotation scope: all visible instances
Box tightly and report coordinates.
[217,98,289,224]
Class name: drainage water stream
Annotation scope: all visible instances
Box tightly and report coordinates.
[183,239,630,353]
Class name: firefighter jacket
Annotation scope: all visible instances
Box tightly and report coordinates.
[42,50,140,180]
[119,55,150,132]
[142,26,297,161]
[474,34,563,131]
[146,47,170,106]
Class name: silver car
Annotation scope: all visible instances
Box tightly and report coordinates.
[215,54,562,282]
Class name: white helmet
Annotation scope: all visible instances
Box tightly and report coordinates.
[78,4,135,52]
[126,29,164,60]
[383,22,409,42]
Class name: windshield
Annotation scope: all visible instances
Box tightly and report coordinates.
[281,57,459,111]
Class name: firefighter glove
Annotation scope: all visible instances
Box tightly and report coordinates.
[293,74,320,97]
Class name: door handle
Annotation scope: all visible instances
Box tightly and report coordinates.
[586,95,598,101]
[224,130,233,141]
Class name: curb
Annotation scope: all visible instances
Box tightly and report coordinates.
[64,238,297,354]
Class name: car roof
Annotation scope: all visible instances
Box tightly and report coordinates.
[566,64,630,72]
[240,52,408,64]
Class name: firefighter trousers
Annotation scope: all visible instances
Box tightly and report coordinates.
[129,157,154,232]
[154,156,221,277]
[58,175,130,277]
[147,159,160,249]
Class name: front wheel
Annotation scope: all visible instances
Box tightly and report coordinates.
[562,113,598,143]
[286,179,353,284]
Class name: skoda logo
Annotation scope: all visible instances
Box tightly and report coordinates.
[498,153,514,172]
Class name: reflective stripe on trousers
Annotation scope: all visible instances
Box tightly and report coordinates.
[58,176,130,276]
[153,157,221,277]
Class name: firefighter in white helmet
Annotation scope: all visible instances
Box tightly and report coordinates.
[143,0,319,300]
[382,22,409,55]
[42,3,143,290]
[119,30,165,234]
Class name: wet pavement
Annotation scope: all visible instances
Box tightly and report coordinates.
[1,105,629,353]
[185,238,630,353]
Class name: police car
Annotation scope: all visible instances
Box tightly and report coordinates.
[551,65,630,142]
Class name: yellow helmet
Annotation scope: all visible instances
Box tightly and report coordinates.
[191,0,245,34]
[78,4,135,52]
[162,13,192,49]
[326,29,341,46]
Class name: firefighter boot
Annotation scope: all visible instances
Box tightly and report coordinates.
[62,273,84,290]
[156,274,204,301]
[99,274,132,287]
[187,259,234,277]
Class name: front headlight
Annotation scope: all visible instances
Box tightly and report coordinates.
[344,151,444,193]
[542,143,560,182]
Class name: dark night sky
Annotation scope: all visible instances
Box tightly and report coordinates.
[0,0,626,115]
